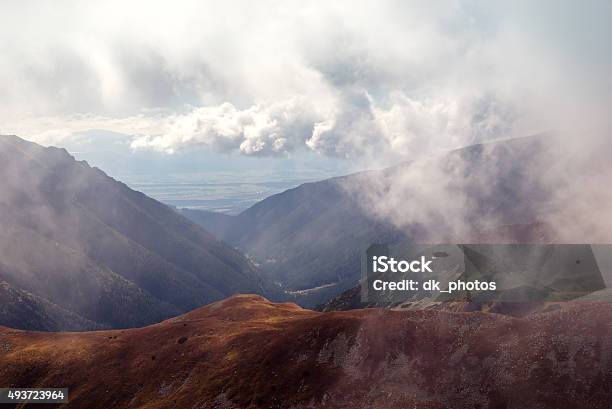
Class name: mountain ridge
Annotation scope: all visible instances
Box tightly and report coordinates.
[0,135,272,331]
[182,133,561,306]
[1,294,611,408]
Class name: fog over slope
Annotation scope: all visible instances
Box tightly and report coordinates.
[3,2,611,311]
[0,135,270,331]
[185,131,612,306]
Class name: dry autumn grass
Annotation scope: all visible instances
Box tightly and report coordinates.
[1,294,611,408]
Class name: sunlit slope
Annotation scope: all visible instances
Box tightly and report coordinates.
[1,295,611,408]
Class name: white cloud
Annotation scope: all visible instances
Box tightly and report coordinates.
[131,97,324,156]
[1,0,610,162]
[127,87,518,158]
[1,0,611,241]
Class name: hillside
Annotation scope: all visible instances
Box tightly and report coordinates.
[0,135,270,331]
[181,182,406,306]
[0,281,101,331]
[183,134,566,306]
[317,226,585,312]
[1,295,611,408]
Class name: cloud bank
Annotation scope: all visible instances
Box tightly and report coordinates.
[1,0,611,162]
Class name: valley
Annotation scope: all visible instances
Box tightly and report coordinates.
[182,133,575,307]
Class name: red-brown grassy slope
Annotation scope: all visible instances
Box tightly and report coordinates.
[1,295,611,409]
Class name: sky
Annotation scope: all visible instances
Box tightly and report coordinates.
[1,0,611,169]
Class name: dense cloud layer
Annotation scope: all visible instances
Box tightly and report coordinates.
[1,1,611,161]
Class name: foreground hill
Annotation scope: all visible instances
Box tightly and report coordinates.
[0,135,269,331]
[1,295,611,408]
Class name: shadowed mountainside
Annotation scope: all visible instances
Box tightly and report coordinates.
[183,134,565,307]
[1,295,611,409]
[318,224,566,312]
[0,281,101,331]
[0,135,272,331]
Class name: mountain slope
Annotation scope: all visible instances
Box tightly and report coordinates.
[0,135,270,330]
[183,134,566,306]
[1,295,611,408]
[181,182,406,304]
[319,223,563,312]
[0,281,100,331]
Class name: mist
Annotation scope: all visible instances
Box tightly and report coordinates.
[0,1,610,167]
[343,130,612,243]
[1,1,611,243]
